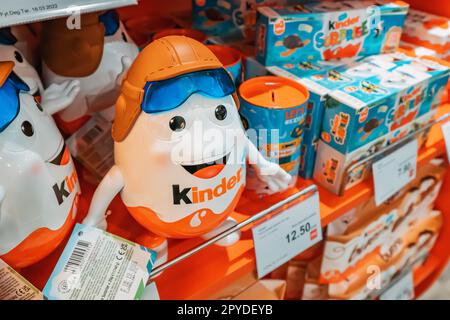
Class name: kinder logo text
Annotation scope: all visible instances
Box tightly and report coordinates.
[52,169,78,205]
[314,14,369,50]
[387,86,423,125]
[173,168,242,205]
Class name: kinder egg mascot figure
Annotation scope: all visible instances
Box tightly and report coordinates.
[0,27,42,96]
[83,36,291,265]
[41,10,139,134]
[0,27,81,110]
[0,62,81,269]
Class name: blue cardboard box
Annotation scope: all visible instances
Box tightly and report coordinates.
[314,55,450,193]
[193,0,304,40]
[268,54,403,178]
[255,0,409,66]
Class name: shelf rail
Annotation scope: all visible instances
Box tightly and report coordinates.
[338,111,450,196]
[149,184,318,278]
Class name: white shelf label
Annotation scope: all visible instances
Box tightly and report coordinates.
[380,271,414,300]
[252,193,322,279]
[0,0,137,27]
[442,121,450,163]
[373,139,418,206]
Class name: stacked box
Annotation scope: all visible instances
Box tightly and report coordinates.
[320,158,447,299]
[255,0,409,66]
[402,8,450,59]
[314,55,450,194]
[192,0,304,41]
[267,59,348,178]
[269,53,408,179]
[400,41,450,61]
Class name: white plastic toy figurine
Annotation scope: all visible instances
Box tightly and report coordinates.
[0,26,81,115]
[83,36,292,266]
[0,61,81,269]
[41,10,139,134]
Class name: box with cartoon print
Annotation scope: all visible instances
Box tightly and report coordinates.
[314,56,449,193]
[268,54,402,178]
[255,0,409,66]
[314,110,436,194]
[266,59,350,178]
[320,58,448,156]
[192,0,303,40]
[192,0,246,39]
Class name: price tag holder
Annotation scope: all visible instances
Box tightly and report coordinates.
[0,0,137,27]
[372,139,418,206]
[380,271,414,300]
[442,121,450,163]
[252,192,322,279]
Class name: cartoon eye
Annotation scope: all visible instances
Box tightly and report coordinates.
[215,105,227,120]
[169,116,186,132]
[121,32,128,42]
[21,121,34,137]
[14,51,23,63]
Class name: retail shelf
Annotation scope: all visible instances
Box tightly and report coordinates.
[20,104,450,299]
[153,104,450,299]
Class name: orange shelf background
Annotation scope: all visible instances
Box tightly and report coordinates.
[20,103,450,299]
[17,0,450,300]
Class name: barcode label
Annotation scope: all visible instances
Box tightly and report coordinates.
[63,240,91,274]
[82,125,104,145]
[66,115,115,182]
[43,224,156,300]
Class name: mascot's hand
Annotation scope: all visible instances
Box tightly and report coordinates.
[41,80,81,115]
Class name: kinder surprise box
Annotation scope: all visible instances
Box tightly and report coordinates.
[267,59,348,179]
[268,54,405,179]
[255,0,409,66]
[314,55,450,194]
[320,159,446,299]
[192,0,303,40]
[402,8,450,58]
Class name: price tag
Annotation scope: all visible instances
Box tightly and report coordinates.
[380,271,414,300]
[0,0,137,28]
[441,121,450,163]
[252,192,322,279]
[373,139,418,206]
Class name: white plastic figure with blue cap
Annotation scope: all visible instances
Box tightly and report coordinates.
[41,10,139,134]
[0,61,81,269]
[0,27,81,115]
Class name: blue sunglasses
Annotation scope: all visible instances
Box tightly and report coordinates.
[141,68,236,114]
[0,72,30,133]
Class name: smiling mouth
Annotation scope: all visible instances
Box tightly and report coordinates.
[181,153,230,176]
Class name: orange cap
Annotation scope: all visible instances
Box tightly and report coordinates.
[113,35,237,142]
[0,61,14,86]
